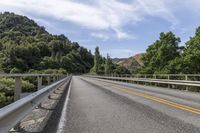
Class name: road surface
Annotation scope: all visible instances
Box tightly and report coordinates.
[60,76,200,133]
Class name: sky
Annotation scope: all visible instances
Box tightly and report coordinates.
[0,0,200,58]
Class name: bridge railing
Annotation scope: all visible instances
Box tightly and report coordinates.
[0,74,71,133]
[94,74,200,81]
[86,74,200,91]
[0,73,68,102]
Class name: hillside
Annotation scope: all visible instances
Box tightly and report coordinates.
[0,12,93,74]
[133,53,144,66]
[113,53,144,73]
[112,58,127,63]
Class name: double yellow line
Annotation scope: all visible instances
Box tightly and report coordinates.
[110,84,200,115]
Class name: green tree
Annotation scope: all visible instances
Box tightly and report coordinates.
[49,40,64,61]
[92,47,100,74]
[182,27,200,73]
[113,65,130,74]
[0,12,94,74]
[105,54,112,74]
[140,32,182,74]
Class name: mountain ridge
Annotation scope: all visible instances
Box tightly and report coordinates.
[0,12,93,73]
[112,53,144,73]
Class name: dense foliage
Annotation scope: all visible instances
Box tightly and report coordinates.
[90,47,130,75]
[0,12,94,107]
[140,32,182,74]
[140,27,200,74]
[0,12,93,74]
[0,78,35,107]
[182,27,200,74]
[3,11,200,105]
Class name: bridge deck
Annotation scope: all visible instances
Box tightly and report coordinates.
[59,76,200,133]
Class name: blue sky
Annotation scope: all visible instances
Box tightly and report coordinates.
[0,0,200,58]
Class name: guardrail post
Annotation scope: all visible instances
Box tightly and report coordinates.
[155,75,157,86]
[135,75,137,84]
[144,75,147,86]
[168,75,170,88]
[47,76,51,85]
[185,75,189,91]
[53,76,56,82]
[117,75,119,82]
[185,75,188,80]
[37,76,42,90]
[14,76,22,101]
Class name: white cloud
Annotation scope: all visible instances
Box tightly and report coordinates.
[134,0,179,29]
[0,0,189,39]
[0,0,109,29]
[91,33,109,41]
[91,30,135,40]
[114,29,135,39]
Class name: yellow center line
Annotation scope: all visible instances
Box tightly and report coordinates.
[106,82,200,115]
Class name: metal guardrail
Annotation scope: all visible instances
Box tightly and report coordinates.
[87,75,200,88]
[0,75,71,133]
[0,73,64,77]
[0,73,68,101]
[95,74,200,80]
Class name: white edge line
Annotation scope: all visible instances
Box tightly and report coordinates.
[56,77,72,133]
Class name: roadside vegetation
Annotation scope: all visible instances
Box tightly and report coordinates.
[1,11,200,106]
[140,28,200,74]
[90,47,130,75]
[0,12,94,106]
[0,12,129,107]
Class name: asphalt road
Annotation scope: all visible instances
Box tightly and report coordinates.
[61,76,200,133]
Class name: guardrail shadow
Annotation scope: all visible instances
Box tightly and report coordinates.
[41,78,71,133]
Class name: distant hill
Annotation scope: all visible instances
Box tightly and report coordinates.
[112,58,128,63]
[132,53,144,66]
[0,12,93,73]
[112,53,144,73]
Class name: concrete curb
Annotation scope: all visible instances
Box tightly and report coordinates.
[18,80,70,133]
